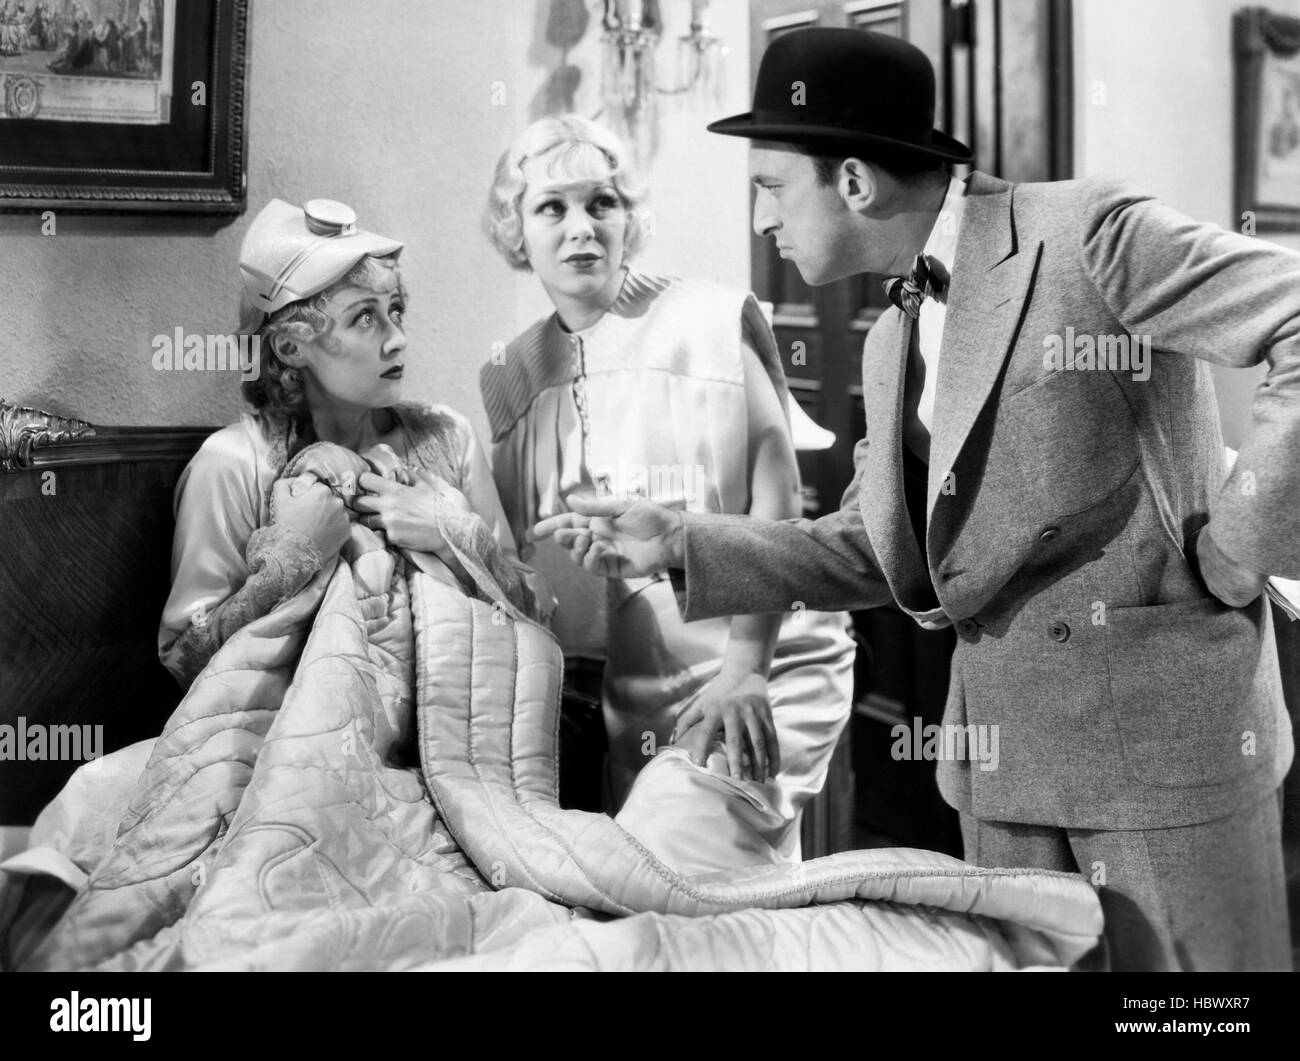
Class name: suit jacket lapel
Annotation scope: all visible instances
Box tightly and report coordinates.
[927,174,1043,530]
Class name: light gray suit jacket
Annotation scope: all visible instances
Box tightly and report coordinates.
[677,173,1298,831]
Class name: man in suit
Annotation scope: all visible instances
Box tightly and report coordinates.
[532,27,1298,970]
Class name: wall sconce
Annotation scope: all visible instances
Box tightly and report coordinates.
[599,0,728,167]
[675,0,727,110]
[600,0,663,163]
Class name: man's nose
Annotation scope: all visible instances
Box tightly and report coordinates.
[752,194,778,238]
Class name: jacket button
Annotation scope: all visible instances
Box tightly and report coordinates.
[1049,621,1071,643]
[1039,527,1060,544]
[957,619,980,637]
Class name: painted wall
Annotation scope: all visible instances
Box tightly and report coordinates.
[9,2,1283,451]
[0,0,753,445]
[1074,0,1300,448]
[501,0,756,358]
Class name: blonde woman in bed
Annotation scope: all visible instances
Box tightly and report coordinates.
[1,199,552,963]
[481,115,855,872]
[158,197,551,689]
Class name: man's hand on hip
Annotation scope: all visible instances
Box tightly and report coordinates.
[528,496,685,578]
[1194,525,1268,608]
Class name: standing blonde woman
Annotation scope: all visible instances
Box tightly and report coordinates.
[481,115,854,867]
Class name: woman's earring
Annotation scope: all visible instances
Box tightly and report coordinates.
[282,368,300,389]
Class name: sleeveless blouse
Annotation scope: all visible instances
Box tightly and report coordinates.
[481,270,789,656]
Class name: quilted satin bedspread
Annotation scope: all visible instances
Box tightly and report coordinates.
[23,520,1102,972]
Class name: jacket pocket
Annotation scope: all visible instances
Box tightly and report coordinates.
[1003,367,1138,520]
[1104,595,1276,788]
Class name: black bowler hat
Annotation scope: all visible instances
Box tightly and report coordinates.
[707,27,972,166]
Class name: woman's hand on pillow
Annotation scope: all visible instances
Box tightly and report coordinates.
[353,469,473,559]
[271,478,353,559]
[670,670,781,783]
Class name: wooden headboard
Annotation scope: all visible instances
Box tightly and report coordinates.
[0,399,216,825]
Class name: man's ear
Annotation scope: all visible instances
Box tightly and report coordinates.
[838,157,879,212]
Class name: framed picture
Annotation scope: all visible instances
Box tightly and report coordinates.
[1235,6,1300,233]
[0,0,248,214]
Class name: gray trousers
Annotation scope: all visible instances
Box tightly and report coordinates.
[960,792,1292,971]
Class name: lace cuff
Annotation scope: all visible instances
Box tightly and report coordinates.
[161,525,324,687]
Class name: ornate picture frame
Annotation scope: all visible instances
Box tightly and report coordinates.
[0,0,248,215]
[1235,5,1300,233]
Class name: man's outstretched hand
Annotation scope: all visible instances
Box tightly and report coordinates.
[529,495,684,578]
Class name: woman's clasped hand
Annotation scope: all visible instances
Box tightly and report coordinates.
[352,469,474,561]
[271,477,352,560]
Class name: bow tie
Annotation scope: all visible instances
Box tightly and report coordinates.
[883,254,950,319]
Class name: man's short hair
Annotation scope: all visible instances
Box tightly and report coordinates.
[806,149,949,189]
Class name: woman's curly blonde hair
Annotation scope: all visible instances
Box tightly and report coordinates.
[239,254,407,421]
[484,115,648,271]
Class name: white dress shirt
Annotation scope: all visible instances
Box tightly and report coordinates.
[903,177,968,462]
